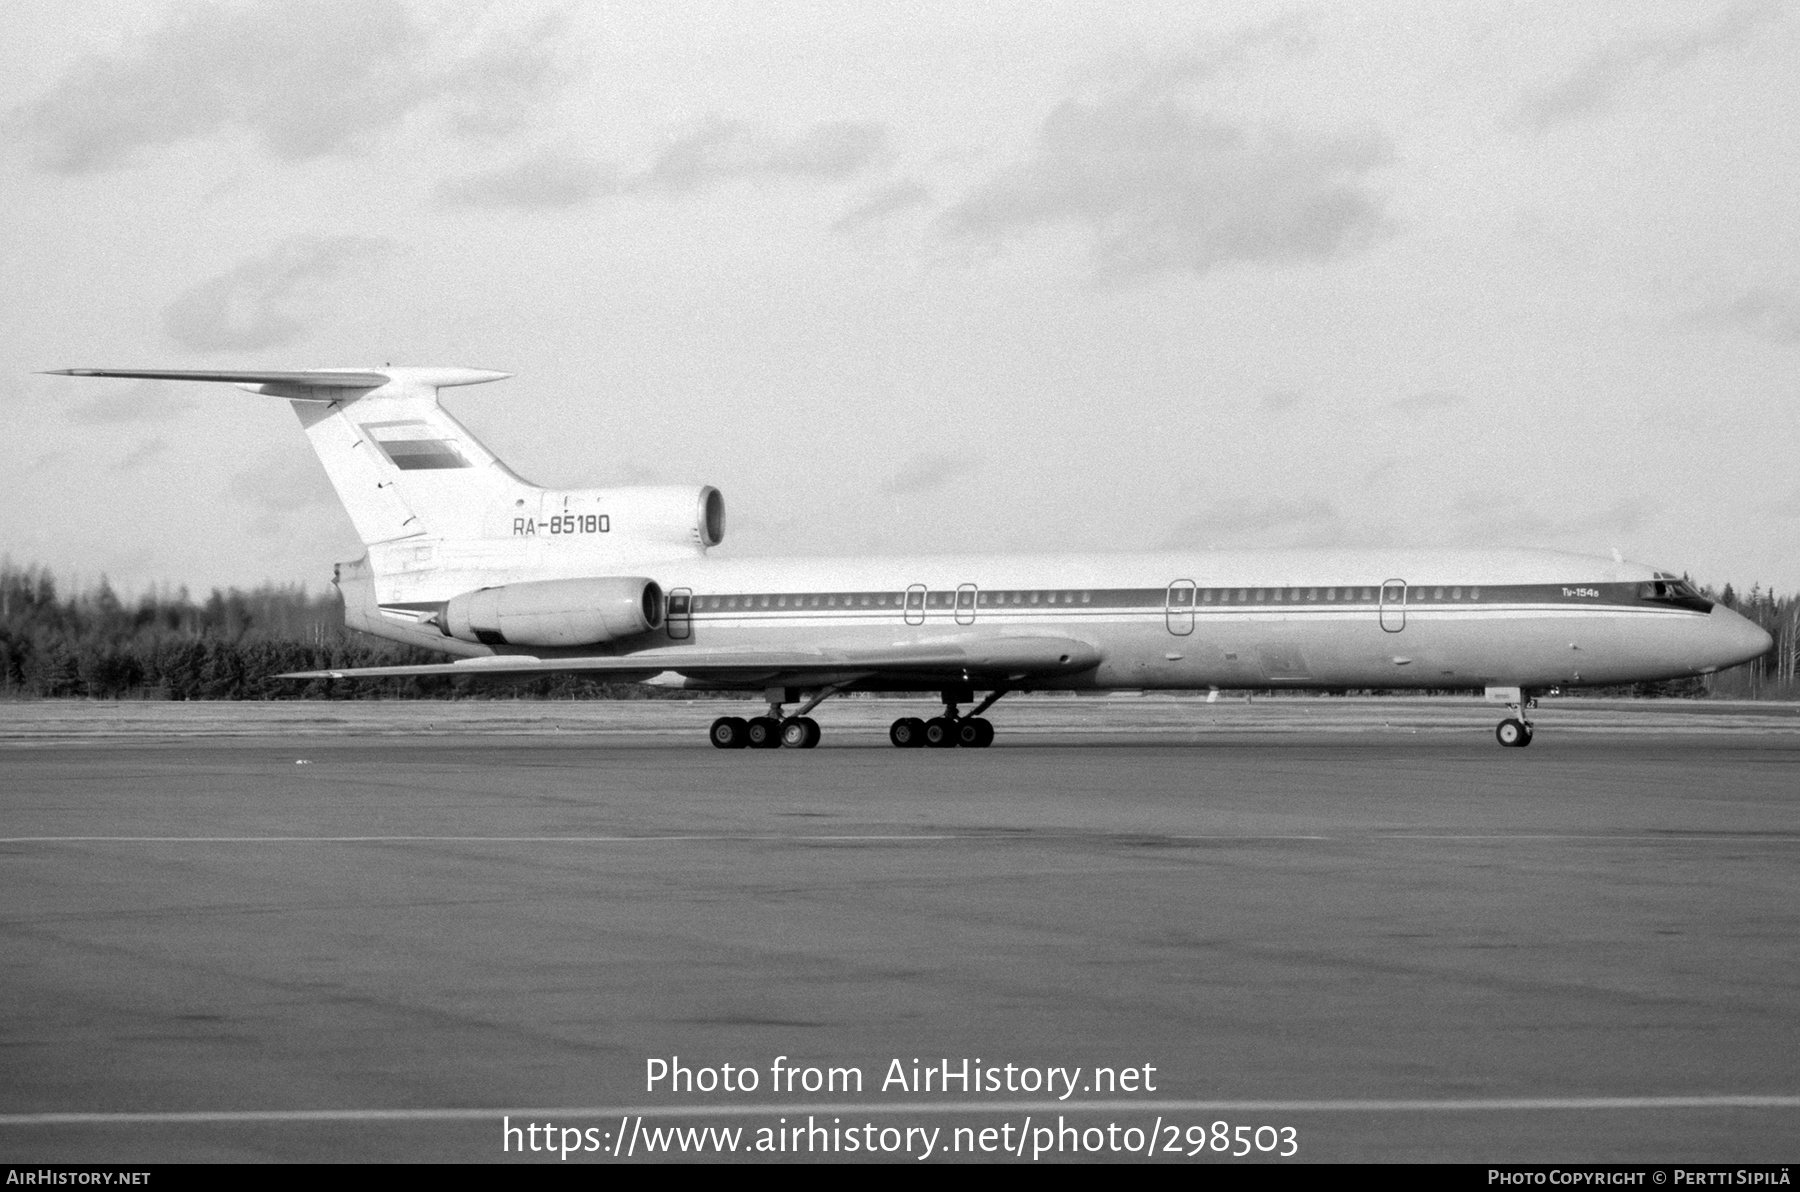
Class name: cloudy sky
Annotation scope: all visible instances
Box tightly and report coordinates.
[3,0,1797,595]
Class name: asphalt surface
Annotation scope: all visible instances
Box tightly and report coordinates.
[2,700,1797,1163]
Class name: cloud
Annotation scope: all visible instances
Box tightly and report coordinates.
[439,149,621,210]
[223,450,336,534]
[1362,457,1404,488]
[162,235,393,352]
[439,120,887,210]
[1448,493,1655,543]
[631,120,886,195]
[1514,0,1778,131]
[1166,497,1342,547]
[610,462,670,485]
[1587,499,1658,537]
[116,439,170,472]
[1388,390,1465,413]
[1688,285,1800,344]
[1259,389,1304,413]
[10,0,564,174]
[65,380,199,425]
[882,454,979,496]
[834,179,933,233]
[934,29,1390,282]
[21,451,68,477]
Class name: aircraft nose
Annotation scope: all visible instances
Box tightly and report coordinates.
[1706,606,1773,670]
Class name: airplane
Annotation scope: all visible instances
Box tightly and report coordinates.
[49,366,1773,749]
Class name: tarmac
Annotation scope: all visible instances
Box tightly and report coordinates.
[2,696,1797,1163]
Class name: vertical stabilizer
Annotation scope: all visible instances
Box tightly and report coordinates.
[47,366,530,547]
[264,368,530,545]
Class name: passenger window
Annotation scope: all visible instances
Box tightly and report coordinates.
[1029,592,1040,605]
[1326,588,1336,601]
[1307,588,1317,601]
[1470,587,1480,600]
[1451,587,1462,600]
[1433,587,1444,600]
[1238,589,1249,602]
[1081,592,1092,603]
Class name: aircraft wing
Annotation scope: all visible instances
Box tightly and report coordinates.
[279,636,1102,685]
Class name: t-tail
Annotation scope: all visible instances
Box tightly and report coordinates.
[46,367,725,652]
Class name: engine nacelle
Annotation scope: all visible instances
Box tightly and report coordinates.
[604,484,724,548]
[443,576,663,648]
[530,485,725,550]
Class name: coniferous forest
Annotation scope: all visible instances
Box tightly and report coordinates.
[1,560,1794,701]
[0,562,671,701]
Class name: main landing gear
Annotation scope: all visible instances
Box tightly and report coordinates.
[710,684,839,750]
[710,686,1011,751]
[889,689,1005,749]
[1495,691,1537,748]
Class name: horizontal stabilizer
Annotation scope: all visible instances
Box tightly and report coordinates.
[44,367,511,396]
[280,636,1103,684]
[46,367,393,388]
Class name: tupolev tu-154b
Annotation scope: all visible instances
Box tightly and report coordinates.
[50,366,1772,749]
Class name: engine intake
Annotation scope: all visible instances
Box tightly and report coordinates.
[443,576,663,648]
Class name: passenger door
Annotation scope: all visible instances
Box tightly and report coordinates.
[666,587,692,639]
[1165,579,1196,636]
[1379,579,1407,633]
[903,584,927,626]
[955,584,978,625]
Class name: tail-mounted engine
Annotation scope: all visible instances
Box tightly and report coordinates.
[442,576,664,648]
[519,485,725,551]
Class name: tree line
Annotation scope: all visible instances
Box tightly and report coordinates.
[0,562,670,701]
[1,560,1794,701]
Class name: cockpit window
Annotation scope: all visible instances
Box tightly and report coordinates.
[1639,578,1712,611]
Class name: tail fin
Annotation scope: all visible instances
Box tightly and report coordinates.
[47,367,529,545]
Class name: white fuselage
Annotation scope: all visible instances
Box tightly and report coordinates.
[343,543,1770,693]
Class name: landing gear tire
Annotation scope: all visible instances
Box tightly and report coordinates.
[1519,724,1534,747]
[746,716,783,749]
[889,717,926,748]
[955,718,994,748]
[710,716,749,749]
[781,717,821,749]
[1496,718,1528,748]
[924,717,958,748]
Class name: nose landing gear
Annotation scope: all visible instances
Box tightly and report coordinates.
[1495,718,1534,747]
[1492,688,1537,748]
